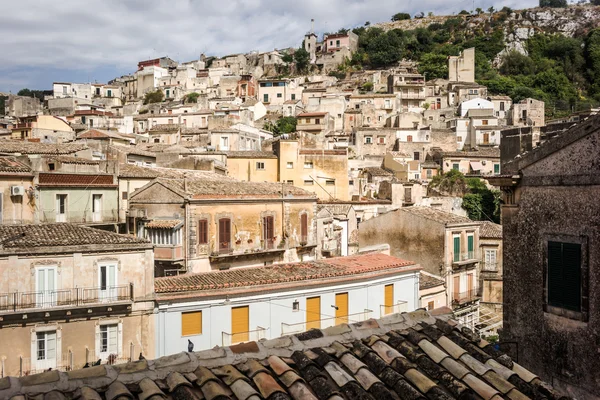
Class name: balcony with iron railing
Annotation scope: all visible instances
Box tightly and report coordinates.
[452,288,480,307]
[209,239,285,262]
[0,284,132,315]
[222,327,267,346]
[281,310,373,335]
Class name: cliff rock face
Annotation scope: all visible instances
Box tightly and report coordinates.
[376,6,600,59]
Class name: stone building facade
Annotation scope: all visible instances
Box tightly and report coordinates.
[491,115,600,398]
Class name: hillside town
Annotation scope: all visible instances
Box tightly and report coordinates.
[0,2,599,399]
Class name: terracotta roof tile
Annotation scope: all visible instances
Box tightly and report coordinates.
[0,141,87,155]
[0,223,150,251]
[145,219,183,229]
[419,271,445,290]
[401,207,474,225]
[223,151,277,159]
[1,309,563,400]
[480,221,502,239]
[155,254,418,296]
[38,173,115,187]
[0,157,31,173]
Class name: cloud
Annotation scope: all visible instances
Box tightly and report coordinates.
[0,0,537,91]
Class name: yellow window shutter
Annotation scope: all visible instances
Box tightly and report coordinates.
[335,293,348,325]
[181,311,202,336]
[385,284,394,315]
[231,306,249,343]
[306,296,321,330]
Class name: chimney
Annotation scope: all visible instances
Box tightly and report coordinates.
[311,19,315,34]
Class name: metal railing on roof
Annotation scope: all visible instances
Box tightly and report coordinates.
[281,310,373,335]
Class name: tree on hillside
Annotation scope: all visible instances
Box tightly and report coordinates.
[592,0,600,5]
[264,116,297,136]
[462,178,501,223]
[391,12,411,21]
[17,88,45,101]
[294,48,310,73]
[184,92,200,103]
[539,0,568,7]
[428,170,468,197]
[143,90,164,105]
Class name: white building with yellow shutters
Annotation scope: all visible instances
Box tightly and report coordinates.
[154,253,421,357]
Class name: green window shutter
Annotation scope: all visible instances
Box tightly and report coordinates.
[453,237,460,262]
[547,241,581,312]
[468,235,474,252]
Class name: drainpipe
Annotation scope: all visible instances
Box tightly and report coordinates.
[184,198,189,272]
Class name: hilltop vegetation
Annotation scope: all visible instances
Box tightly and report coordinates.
[331,5,600,118]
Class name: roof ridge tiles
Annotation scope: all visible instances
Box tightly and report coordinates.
[1,310,570,400]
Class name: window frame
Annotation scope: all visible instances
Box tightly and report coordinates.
[181,311,203,336]
[543,235,588,322]
[198,219,208,245]
[256,161,265,170]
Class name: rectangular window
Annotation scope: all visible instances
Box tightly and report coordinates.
[467,234,474,259]
[291,94,296,100]
[407,135,413,142]
[198,220,208,245]
[263,216,274,249]
[304,180,314,186]
[100,324,118,354]
[263,94,269,102]
[494,164,500,174]
[286,162,293,169]
[286,180,294,185]
[378,137,385,145]
[121,191,128,200]
[99,264,117,301]
[182,311,202,336]
[315,118,320,124]
[56,194,67,222]
[427,301,435,311]
[304,162,313,169]
[325,180,335,186]
[256,162,265,170]
[453,235,461,262]
[37,331,56,361]
[452,163,460,171]
[413,152,420,161]
[219,219,231,252]
[36,267,57,307]
[482,120,488,126]
[92,194,102,222]
[300,213,308,243]
[547,241,582,312]
[364,136,372,144]
[404,187,412,203]
[426,169,432,178]
[484,249,497,271]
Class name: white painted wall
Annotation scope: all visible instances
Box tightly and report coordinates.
[156,271,419,357]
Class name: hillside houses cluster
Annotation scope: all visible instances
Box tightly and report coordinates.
[1,32,576,389]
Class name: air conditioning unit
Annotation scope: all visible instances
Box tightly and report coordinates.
[10,186,25,196]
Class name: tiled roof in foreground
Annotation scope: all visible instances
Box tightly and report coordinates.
[0,309,568,399]
[155,253,418,297]
[0,224,150,250]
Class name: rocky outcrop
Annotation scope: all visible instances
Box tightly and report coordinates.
[375,5,600,61]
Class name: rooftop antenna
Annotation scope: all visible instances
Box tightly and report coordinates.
[311,19,315,34]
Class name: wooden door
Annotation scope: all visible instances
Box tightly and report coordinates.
[306,296,321,330]
[219,219,231,252]
[384,284,394,315]
[231,306,249,343]
[467,274,474,296]
[483,133,490,144]
[335,293,349,325]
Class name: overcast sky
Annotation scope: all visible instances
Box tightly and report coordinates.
[0,0,538,93]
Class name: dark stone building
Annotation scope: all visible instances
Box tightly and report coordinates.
[491,115,600,398]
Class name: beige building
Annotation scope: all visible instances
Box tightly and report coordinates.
[479,221,503,306]
[448,47,475,83]
[419,271,446,311]
[508,98,545,127]
[128,172,318,274]
[359,207,482,329]
[11,115,75,143]
[0,157,35,224]
[224,151,278,182]
[0,224,154,377]
[438,148,501,177]
[275,140,349,201]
